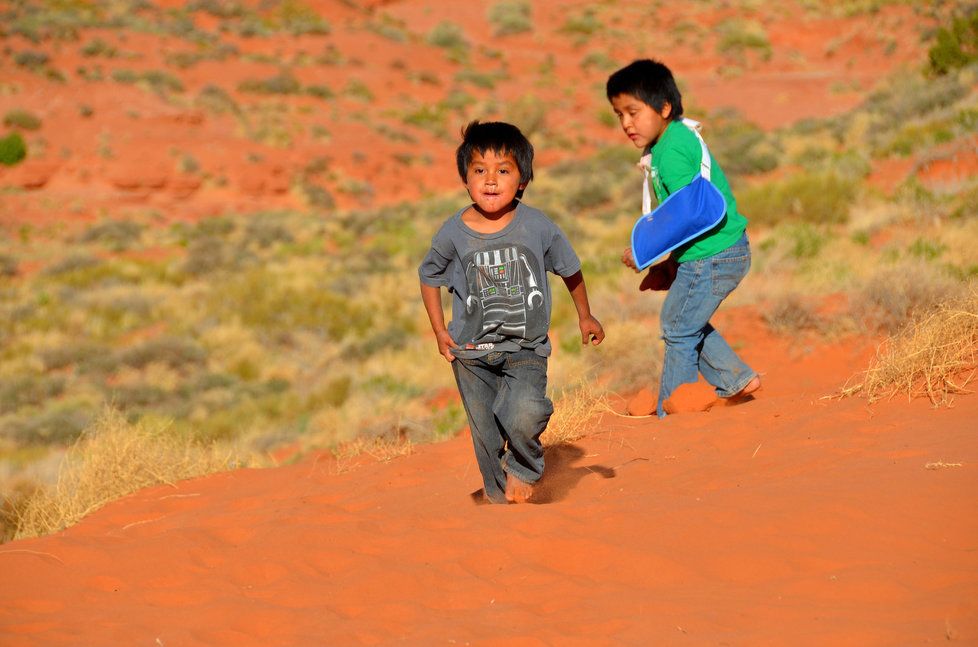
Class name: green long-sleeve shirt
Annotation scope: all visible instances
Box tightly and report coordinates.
[648,120,748,262]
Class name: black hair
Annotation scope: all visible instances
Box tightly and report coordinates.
[455,120,534,186]
[606,59,684,121]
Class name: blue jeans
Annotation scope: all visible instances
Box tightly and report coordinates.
[452,349,553,503]
[658,233,756,417]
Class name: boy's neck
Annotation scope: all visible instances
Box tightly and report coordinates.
[461,200,519,233]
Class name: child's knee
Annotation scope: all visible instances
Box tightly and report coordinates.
[499,395,553,437]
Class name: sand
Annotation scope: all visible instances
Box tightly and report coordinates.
[2,308,976,645]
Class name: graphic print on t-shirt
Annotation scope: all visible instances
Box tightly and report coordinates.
[457,244,545,350]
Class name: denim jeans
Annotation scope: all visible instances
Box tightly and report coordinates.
[452,348,553,503]
[658,233,756,417]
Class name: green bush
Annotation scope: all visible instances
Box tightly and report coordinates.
[427,21,468,50]
[739,172,857,226]
[717,19,772,62]
[928,10,978,75]
[118,336,207,370]
[13,50,49,70]
[3,110,42,131]
[487,1,532,37]
[0,132,27,166]
[238,72,302,95]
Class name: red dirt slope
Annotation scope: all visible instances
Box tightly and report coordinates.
[1,307,977,645]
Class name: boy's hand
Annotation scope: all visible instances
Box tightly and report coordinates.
[621,247,639,272]
[579,315,605,346]
[434,329,458,362]
[639,258,679,291]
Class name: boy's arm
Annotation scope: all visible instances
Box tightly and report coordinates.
[420,281,457,362]
[561,270,604,346]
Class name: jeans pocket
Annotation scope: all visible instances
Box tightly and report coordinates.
[711,253,749,297]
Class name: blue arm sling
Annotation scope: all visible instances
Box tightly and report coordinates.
[630,118,727,270]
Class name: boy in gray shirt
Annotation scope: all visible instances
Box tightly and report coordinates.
[419,121,604,504]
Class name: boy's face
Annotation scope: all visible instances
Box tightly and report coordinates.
[610,93,672,150]
[464,148,526,217]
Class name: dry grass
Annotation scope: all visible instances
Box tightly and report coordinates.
[332,435,414,463]
[541,380,610,446]
[13,408,252,540]
[840,289,978,406]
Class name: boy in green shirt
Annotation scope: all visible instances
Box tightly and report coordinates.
[607,59,760,417]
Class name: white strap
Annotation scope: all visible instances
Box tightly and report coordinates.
[640,118,713,215]
[682,118,712,182]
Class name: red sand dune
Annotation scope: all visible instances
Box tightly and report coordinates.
[2,307,976,645]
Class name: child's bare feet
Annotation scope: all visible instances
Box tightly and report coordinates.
[505,472,534,503]
[732,375,761,399]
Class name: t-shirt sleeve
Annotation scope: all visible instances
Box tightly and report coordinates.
[544,222,582,277]
[658,132,700,196]
[418,225,454,287]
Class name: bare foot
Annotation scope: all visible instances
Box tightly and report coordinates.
[505,473,534,504]
[733,375,761,399]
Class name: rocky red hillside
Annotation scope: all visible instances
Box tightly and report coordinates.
[0,0,939,227]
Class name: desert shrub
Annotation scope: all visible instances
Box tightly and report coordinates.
[305,84,333,100]
[344,79,374,101]
[141,69,184,93]
[0,254,18,277]
[504,94,547,138]
[487,0,532,37]
[705,111,780,176]
[427,21,468,50]
[80,38,116,58]
[269,0,330,35]
[785,223,828,259]
[215,268,372,337]
[39,342,106,371]
[907,238,947,262]
[118,336,207,370]
[841,290,978,406]
[861,73,968,126]
[0,132,28,166]
[79,219,144,249]
[738,172,857,226]
[559,8,602,39]
[13,50,49,70]
[42,253,101,277]
[928,10,978,75]
[182,236,231,276]
[110,68,139,84]
[3,110,42,131]
[763,294,821,334]
[540,380,608,445]
[13,408,252,539]
[580,50,616,72]
[298,181,335,209]
[110,383,170,410]
[565,174,613,211]
[454,69,499,89]
[5,402,92,446]
[189,0,245,18]
[850,260,964,333]
[238,72,301,95]
[716,19,772,62]
[366,14,408,42]
[0,375,66,414]
[243,216,295,249]
[195,84,241,115]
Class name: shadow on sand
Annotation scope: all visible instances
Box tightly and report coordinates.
[469,443,615,505]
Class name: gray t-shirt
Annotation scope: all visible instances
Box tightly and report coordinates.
[419,201,581,359]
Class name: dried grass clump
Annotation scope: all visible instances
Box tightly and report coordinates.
[14,408,251,540]
[541,380,609,446]
[333,435,414,463]
[841,290,978,406]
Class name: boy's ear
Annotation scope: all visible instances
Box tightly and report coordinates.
[661,101,673,120]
